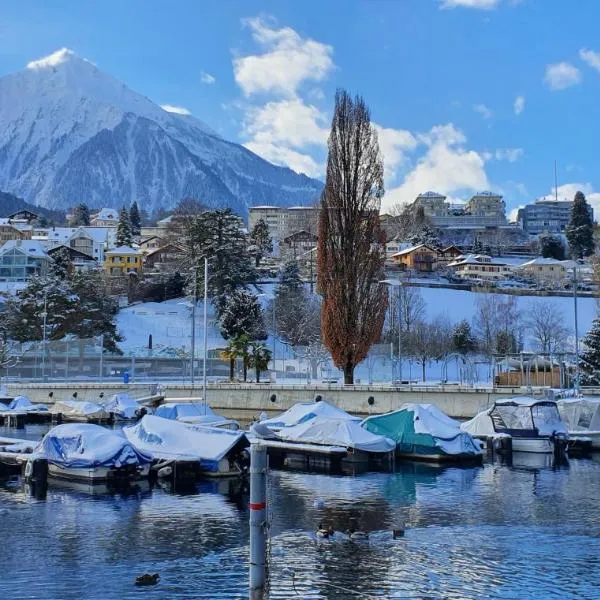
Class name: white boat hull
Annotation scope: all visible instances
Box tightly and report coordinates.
[568,430,600,449]
[48,463,149,482]
[511,437,555,454]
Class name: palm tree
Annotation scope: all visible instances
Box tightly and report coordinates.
[220,334,252,382]
[219,342,239,382]
[248,342,272,383]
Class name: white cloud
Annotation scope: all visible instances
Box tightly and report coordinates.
[514,95,525,115]
[160,104,191,115]
[508,205,524,223]
[373,124,418,182]
[242,98,328,177]
[544,62,582,91]
[540,183,600,219]
[580,48,600,73]
[494,147,524,162]
[233,17,334,97]
[201,71,216,84]
[473,103,493,119]
[382,123,490,212]
[440,0,500,8]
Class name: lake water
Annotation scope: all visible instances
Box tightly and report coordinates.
[2,425,600,598]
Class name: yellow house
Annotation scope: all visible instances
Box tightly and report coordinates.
[103,246,143,275]
[518,258,572,284]
[392,244,439,272]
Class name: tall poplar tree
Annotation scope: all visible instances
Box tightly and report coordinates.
[317,89,388,384]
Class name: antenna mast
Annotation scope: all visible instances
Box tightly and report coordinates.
[554,160,559,202]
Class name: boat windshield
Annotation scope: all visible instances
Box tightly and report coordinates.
[531,403,562,433]
[493,405,534,431]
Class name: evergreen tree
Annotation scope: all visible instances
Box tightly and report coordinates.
[566,191,595,259]
[276,261,303,299]
[50,246,73,280]
[218,289,265,341]
[69,203,90,227]
[180,209,256,308]
[116,206,133,247]
[471,236,484,254]
[129,201,142,236]
[540,234,565,260]
[249,219,273,267]
[165,272,185,299]
[495,330,517,355]
[452,320,477,354]
[580,316,600,385]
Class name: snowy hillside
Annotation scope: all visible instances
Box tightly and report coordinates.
[0,48,322,214]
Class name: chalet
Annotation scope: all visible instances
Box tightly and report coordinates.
[144,243,185,271]
[6,209,39,224]
[139,235,168,253]
[90,208,119,227]
[392,244,439,273]
[517,258,573,284]
[47,245,98,272]
[0,221,28,243]
[282,230,318,258]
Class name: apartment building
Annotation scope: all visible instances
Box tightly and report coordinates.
[517,199,593,235]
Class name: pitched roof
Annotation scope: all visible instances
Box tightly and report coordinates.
[0,240,49,258]
[105,246,142,255]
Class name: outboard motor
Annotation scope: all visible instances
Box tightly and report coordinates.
[551,431,568,458]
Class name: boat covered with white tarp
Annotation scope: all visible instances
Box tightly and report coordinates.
[259,400,359,430]
[123,415,248,476]
[461,397,568,454]
[557,397,600,448]
[4,396,49,413]
[50,400,111,422]
[101,393,150,421]
[362,404,483,462]
[154,402,238,429]
[36,423,151,481]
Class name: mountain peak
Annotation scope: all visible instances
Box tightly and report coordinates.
[26,48,88,70]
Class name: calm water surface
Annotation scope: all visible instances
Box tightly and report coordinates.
[1,424,600,599]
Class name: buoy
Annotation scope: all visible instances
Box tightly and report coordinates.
[157,465,173,478]
[347,528,368,540]
[135,573,159,586]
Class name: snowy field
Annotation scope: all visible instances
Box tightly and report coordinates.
[115,286,598,384]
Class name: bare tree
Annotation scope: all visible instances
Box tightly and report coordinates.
[317,89,388,384]
[473,292,520,357]
[406,317,452,382]
[526,301,570,353]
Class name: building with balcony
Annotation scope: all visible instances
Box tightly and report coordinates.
[446,254,513,280]
[517,199,593,235]
[392,244,439,273]
[103,246,143,276]
[0,240,50,281]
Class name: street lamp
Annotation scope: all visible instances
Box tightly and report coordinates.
[573,264,580,393]
[379,278,403,385]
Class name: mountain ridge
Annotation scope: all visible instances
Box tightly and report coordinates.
[0,48,323,215]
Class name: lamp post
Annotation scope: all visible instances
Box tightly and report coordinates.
[41,289,48,381]
[573,265,580,393]
[202,255,208,414]
[379,278,403,384]
[190,265,198,385]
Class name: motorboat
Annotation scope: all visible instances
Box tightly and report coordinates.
[36,424,151,482]
[461,397,568,454]
[556,397,600,449]
[123,415,249,477]
[3,396,49,413]
[258,399,359,431]
[101,393,150,421]
[154,402,239,429]
[50,400,112,423]
[362,404,483,463]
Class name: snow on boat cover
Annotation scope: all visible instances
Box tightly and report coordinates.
[259,400,359,430]
[154,402,235,427]
[102,393,146,419]
[6,396,49,412]
[123,415,246,465]
[50,400,109,419]
[36,424,151,468]
[362,403,482,456]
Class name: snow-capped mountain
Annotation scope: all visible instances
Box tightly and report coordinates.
[0,48,322,214]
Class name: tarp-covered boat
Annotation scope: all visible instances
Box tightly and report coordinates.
[5,396,49,413]
[259,400,359,430]
[101,393,149,421]
[557,397,600,448]
[154,403,238,429]
[462,397,568,454]
[36,424,151,481]
[50,400,111,422]
[361,404,483,462]
[123,415,248,476]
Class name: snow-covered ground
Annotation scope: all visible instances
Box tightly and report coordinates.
[115,287,598,384]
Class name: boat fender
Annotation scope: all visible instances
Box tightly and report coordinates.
[270,394,277,403]
[157,465,173,478]
[314,395,322,403]
[367,396,375,406]
[24,460,33,479]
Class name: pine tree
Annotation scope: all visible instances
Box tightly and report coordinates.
[69,204,90,227]
[540,234,565,260]
[566,191,595,259]
[50,246,73,280]
[452,320,477,354]
[218,289,266,341]
[276,261,303,299]
[116,206,133,247]
[249,219,273,267]
[129,201,142,237]
[580,316,600,385]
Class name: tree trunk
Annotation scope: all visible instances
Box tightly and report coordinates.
[229,358,234,381]
[243,359,248,382]
[421,360,426,382]
[255,366,260,383]
[311,359,318,379]
[255,255,260,268]
[344,361,354,385]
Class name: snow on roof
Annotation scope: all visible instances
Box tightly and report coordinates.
[519,257,567,268]
[250,206,281,210]
[471,191,503,198]
[0,240,49,257]
[417,191,446,199]
[392,244,437,257]
[157,215,173,225]
[495,396,557,408]
[105,246,142,255]
[93,208,119,220]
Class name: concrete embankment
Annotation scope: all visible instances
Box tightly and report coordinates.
[5,382,555,419]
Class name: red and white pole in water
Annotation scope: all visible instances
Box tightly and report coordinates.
[249,442,268,598]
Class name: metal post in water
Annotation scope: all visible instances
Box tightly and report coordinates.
[202,256,208,414]
[573,266,580,394]
[249,443,268,599]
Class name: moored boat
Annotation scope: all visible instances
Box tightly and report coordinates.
[123,414,249,477]
[101,393,150,421]
[154,402,238,429]
[36,424,151,482]
[50,400,112,423]
[462,397,568,455]
[362,404,483,463]
[556,397,600,449]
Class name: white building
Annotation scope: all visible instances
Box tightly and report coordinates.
[91,208,119,227]
[0,240,51,282]
[34,227,115,263]
[447,254,513,280]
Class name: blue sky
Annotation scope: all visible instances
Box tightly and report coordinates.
[2,0,600,215]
